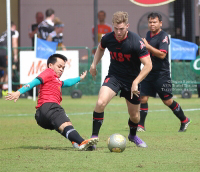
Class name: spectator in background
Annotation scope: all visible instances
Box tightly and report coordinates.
[38,8,55,40]
[90,10,112,57]
[0,21,19,90]
[47,17,66,50]
[92,10,112,43]
[28,12,44,48]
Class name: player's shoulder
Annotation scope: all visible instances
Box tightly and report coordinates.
[128,31,142,43]
[146,31,151,38]
[160,30,168,37]
[104,23,112,30]
[38,21,48,28]
[102,31,114,39]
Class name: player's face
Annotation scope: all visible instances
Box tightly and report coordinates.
[113,22,129,41]
[148,17,162,34]
[36,13,44,24]
[98,12,106,23]
[49,58,66,78]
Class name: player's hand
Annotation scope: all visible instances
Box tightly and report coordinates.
[5,91,21,102]
[141,38,149,49]
[90,64,97,80]
[131,81,140,99]
[80,70,87,81]
[13,55,18,63]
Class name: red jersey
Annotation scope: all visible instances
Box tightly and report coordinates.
[92,24,112,42]
[36,68,63,108]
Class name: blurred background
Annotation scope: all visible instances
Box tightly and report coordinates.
[0,0,199,98]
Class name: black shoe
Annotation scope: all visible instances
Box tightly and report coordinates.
[179,118,191,132]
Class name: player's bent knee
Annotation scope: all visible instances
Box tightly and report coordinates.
[58,122,72,133]
[96,99,107,110]
[163,98,173,106]
[129,111,140,123]
[140,96,148,104]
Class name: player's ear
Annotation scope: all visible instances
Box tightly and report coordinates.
[48,63,53,69]
[160,21,163,27]
[126,23,130,29]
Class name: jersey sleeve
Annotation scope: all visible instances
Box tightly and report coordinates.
[100,34,107,49]
[135,35,149,59]
[36,68,54,84]
[12,30,19,38]
[159,33,169,53]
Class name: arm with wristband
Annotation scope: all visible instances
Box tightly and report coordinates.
[5,78,41,102]
[62,77,80,87]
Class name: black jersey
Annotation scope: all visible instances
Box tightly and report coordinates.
[101,31,149,83]
[31,23,38,47]
[145,30,170,81]
[38,20,54,40]
[49,31,63,47]
[0,30,16,56]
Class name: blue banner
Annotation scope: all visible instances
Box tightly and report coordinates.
[36,38,58,59]
[171,38,198,60]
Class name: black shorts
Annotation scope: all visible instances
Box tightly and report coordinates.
[0,56,7,68]
[141,75,173,100]
[102,75,140,105]
[35,103,70,130]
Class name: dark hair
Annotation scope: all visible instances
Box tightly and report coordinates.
[98,10,106,16]
[45,8,55,17]
[47,54,67,67]
[11,21,15,26]
[148,12,162,21]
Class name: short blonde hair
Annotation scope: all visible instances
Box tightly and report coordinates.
[53,17,64,27]
[112,11,128,24]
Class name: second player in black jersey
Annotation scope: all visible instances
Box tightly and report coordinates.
[89,11,152,149]
[138,12,190,132]
[38,9,55,40]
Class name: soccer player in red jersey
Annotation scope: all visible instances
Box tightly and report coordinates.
[5,54,98,150]
[89,11,152,149]
[138,12,190,132]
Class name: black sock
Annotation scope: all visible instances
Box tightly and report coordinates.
[92,111,104,136]
[169,101,186,121]
[128,118,138,136]
[138,103,148,127]
[63,125,84,145]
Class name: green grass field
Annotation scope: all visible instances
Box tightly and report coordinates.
[0,95,200,172]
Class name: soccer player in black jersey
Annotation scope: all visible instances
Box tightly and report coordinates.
[29,12,44,47]
[89,11,152,149]
[47,17,66,50]
[138,12,190,132]
[38,8,55,40]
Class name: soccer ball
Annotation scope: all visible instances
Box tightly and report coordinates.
[107,133,126,153]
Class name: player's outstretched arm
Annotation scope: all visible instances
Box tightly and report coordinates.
[62,71,87,87]
[142,38,166,59]
[90,44,105,79]
[131,55,152,98]
[5,78,41,102]
[5,91,21,102]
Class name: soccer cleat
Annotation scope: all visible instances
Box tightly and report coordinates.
[87,135,98,151]
[128,134,147,148]
[137,125,146,132]
[179,118,191,132]
[79,138,99,151]
[72,141,79,149]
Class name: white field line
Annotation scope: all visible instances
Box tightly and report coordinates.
[1,108,200,117]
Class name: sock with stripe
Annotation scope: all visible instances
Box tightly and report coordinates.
[92,111,104,136]
[63,125,84,145]
[138,103,148,128]
[169,101,186,122]
[128,118,138,136]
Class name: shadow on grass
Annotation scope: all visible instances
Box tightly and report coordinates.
[1,145,75,151]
